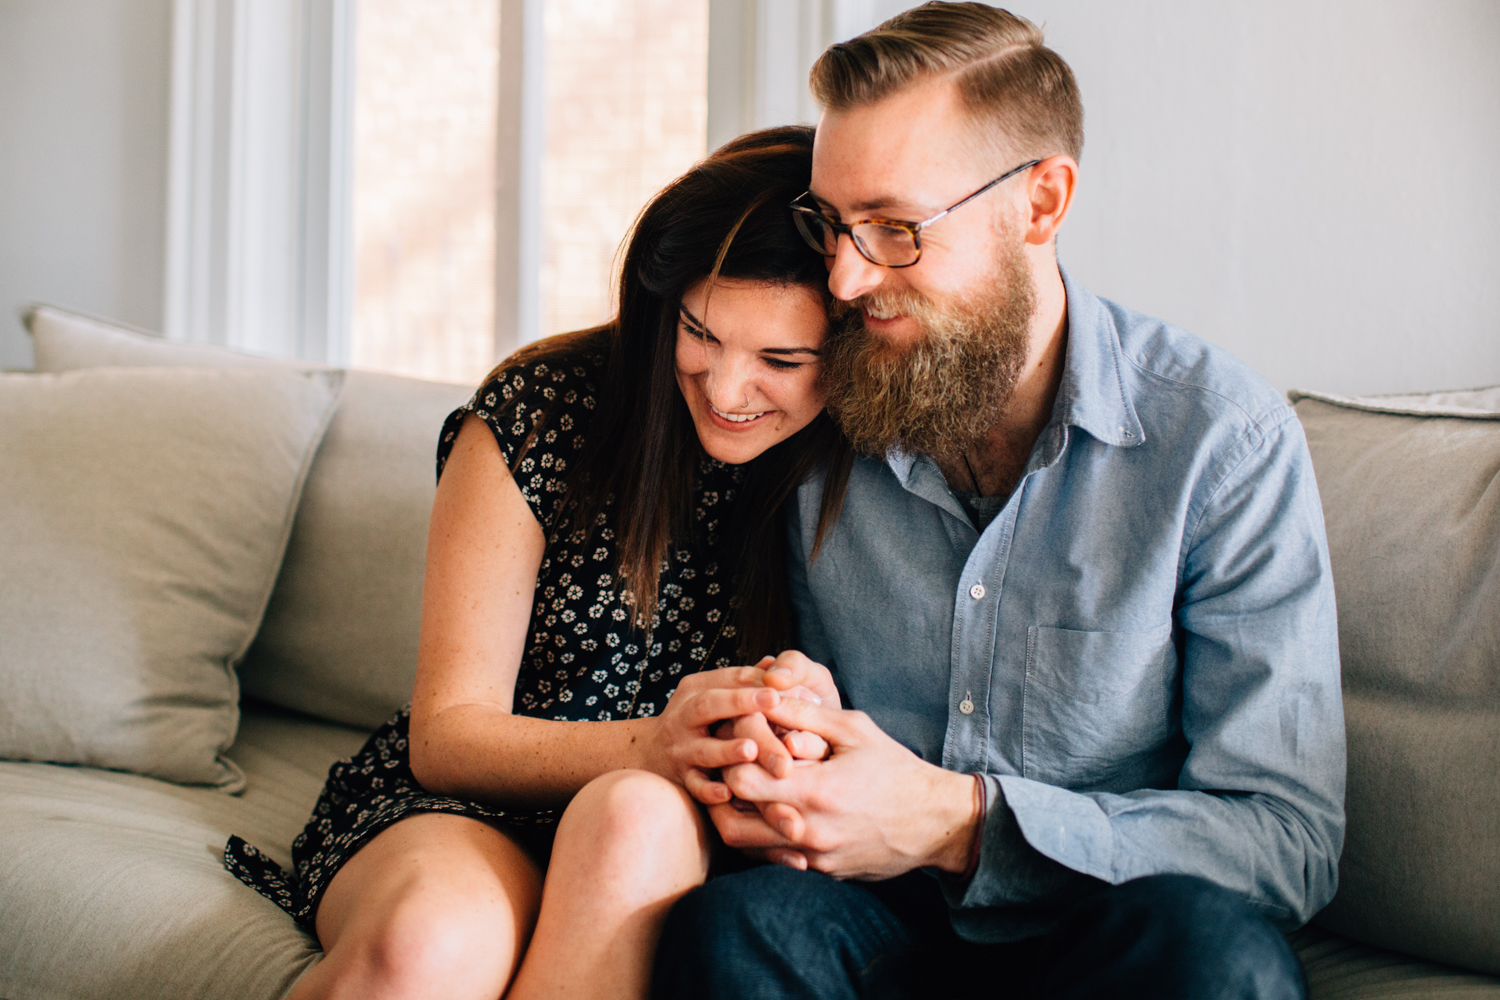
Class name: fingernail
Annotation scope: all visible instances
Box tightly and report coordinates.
[756,689,778,707]
[809,694,822,705]
[768,666,793,677]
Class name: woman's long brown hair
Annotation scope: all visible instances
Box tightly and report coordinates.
[489,126,851,660]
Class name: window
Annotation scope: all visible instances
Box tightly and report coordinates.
[540,0,708,341]
[350,0,501,384]
[348,0,708,385]
[163,0,860,376]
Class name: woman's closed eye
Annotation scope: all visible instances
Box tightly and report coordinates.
[680,316,713,343]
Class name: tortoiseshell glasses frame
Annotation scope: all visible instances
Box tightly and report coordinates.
[789,158,1043,268]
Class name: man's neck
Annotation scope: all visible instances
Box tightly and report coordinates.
[936,262,1069,499]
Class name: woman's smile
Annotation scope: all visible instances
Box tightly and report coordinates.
[707,402,772,427]
[675,277,828,465]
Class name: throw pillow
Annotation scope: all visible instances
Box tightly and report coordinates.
[25,305,474,728]
[0,367,343,787]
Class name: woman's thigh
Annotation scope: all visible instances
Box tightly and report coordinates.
[303,812,545,998]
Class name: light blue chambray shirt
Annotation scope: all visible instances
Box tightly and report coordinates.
[786,268,1345,939]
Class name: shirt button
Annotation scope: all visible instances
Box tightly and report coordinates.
[969,583,986,600]
[959,693,975,715]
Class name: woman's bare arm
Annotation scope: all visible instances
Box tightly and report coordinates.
[407,415,826,808]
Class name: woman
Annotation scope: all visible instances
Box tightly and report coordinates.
[226,125,852,1000]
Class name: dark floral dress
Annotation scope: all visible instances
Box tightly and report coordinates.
[226,345,745,927]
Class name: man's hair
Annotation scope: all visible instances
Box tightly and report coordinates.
[809,2,1083,163]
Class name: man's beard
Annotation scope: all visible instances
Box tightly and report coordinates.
[823,242,1036,458]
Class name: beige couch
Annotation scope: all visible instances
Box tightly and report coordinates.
[1,306,1496,999]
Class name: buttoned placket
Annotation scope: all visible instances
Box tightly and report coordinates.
[925,424,1072,777]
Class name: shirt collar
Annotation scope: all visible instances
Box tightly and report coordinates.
[882,265,1145,490]
[1052,265,1144,449]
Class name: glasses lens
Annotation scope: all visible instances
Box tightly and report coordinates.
[792,210,837,256]
[852,223,919,267]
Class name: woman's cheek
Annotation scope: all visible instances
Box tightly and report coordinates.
[795,367,827,420]
[674,333,707,374]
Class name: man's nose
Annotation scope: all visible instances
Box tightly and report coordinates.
[826,233,885,302]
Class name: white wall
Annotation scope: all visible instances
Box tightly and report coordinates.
[1019,0,1500,395]
[0,0,174,371]
[756,0,1500,396]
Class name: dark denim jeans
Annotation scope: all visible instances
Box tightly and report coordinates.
[652,866,1305,1000]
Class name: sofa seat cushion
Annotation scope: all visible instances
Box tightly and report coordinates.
[1291,925,1500,999]
[0,704,368,1000]
[1,710,1495,999]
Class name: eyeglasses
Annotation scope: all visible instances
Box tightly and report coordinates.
[789,159,1042,268]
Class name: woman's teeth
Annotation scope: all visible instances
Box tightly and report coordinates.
[710,403,766,423]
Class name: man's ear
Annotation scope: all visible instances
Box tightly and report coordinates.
[1025,155,1079,246]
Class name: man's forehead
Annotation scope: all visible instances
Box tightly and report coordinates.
[809,79,989,214]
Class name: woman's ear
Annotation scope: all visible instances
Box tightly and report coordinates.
[1025,155,1079,246]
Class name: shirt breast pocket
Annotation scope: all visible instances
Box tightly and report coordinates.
[1022,623,1177,790]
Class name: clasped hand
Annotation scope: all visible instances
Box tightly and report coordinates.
[653,650,980,882]
[643,650,837,803]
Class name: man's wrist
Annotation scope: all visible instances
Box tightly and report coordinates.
[926,767,986,874]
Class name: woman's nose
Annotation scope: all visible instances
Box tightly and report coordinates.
[704,353,756,410]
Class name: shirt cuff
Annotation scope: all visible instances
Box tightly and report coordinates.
[937,775,1105,939]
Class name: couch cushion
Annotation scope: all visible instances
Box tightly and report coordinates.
[0,367,341,787]
[1292,386,1500,977]
[25,305,475,728]
[1290,925,1500,999]
[0,704,369,1000]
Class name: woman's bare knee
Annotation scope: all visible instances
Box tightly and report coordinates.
[299,814,542,1000]
[355,886,512,993]
[557,770,709,878]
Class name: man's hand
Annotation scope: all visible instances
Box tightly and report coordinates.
[709,651,839,771]
[709,699,981,881]
[645,653,840,804]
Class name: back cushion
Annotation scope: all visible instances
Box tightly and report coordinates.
[1292,387,1500,976]
[27,306,475,728]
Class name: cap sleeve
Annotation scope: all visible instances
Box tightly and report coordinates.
[436,356,596,529]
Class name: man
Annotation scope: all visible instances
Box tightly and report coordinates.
[654,4,1344,999]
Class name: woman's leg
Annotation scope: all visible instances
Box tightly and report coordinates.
[289,812,544,1000]
[507,769,712,1000]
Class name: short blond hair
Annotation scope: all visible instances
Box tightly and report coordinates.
[809,2,1083,163]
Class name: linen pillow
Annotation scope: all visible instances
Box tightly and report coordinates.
[0,367,342,787]
[1291,386,1500,976]
[25,305,474,728]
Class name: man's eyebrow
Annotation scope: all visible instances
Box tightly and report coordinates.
[807,189,922,217]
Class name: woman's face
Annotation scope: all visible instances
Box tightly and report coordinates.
[675,278,828,466]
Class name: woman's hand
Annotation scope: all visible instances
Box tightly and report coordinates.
[642,667,787,803]
[758,650,841,709]
[644,652,840,805]
[740,650,840,762]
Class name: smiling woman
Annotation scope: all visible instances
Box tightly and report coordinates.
[225,124,855,1000]
[675,279,828,467]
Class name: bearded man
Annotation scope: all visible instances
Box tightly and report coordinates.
[653,4,1344,1000]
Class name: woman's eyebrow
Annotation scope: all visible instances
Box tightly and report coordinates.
[681,306,820,356]
[679,305,711,335]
